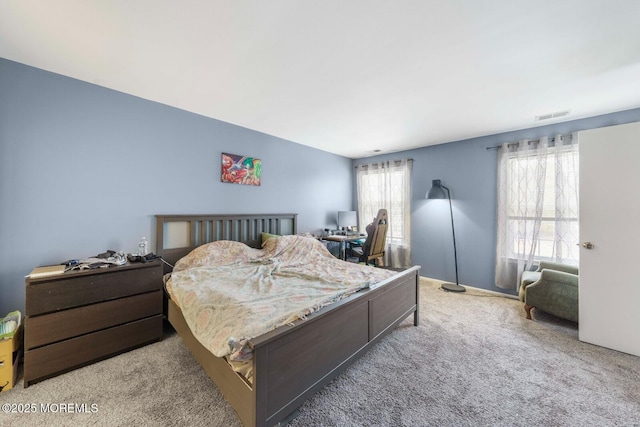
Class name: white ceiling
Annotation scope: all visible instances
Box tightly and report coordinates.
[2,1,640,159]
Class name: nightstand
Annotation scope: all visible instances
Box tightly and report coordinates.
[24,261,163,387]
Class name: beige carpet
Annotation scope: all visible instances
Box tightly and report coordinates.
[1,280,639,426]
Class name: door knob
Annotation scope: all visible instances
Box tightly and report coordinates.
[582,242,595,249]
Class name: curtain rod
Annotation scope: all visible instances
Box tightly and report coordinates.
[485,134,573,150]
[354,158,413,168]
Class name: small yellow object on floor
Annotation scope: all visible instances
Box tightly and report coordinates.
[0,311,23,392]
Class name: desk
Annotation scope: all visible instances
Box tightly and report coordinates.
[322,235,365,261]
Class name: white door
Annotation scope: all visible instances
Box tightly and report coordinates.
[578,121,640,357]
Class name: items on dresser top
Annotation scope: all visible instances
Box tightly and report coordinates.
[27,265,66,279]
[27,250,129,279]
[28,247,164,277]
[68,250,128,270]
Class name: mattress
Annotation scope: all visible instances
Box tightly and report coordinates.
[165,235,394,382]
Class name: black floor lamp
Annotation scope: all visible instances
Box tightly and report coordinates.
[426,179,465,293]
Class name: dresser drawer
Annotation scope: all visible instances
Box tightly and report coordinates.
[25,290,162,350]
[24,315,162,386]
[26,263,163,316]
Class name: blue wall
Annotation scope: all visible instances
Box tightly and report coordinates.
[0,58,353,315]
[354,108,640,294]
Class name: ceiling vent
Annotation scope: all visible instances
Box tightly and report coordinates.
[535,110,571,121]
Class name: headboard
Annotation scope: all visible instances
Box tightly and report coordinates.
[155,213,298,270]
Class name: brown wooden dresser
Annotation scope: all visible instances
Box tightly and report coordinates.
[24,261,163,387]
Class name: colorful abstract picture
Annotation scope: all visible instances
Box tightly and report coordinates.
[221,153,262,186]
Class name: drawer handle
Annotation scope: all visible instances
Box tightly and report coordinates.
[0,361,4,367]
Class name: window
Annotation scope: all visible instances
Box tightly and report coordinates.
[356,159,412,268]
[495,135,579,289]
[506,146,579,263]
[357,170,406,245]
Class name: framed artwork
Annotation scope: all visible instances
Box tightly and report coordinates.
[221,153,262,186]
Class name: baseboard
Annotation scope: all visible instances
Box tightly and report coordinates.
[419,276,519,300]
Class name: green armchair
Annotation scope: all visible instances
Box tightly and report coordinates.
[519,261,579,323]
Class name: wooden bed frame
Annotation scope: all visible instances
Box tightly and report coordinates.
[156,214,420,427]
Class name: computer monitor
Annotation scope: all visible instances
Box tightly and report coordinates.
[337,211,358,232]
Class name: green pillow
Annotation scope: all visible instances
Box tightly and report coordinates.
[261,232,279,245]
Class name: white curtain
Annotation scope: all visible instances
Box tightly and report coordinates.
[495,134,579,289]
[356,159,412,268]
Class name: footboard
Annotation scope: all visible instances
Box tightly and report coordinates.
[251,265,420,426]
[168,265,420,427]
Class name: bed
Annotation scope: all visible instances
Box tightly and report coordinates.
[156,213,420,427]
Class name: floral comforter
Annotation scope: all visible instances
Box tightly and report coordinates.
[165,235,395,366]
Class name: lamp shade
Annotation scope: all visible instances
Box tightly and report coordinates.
[426,179,447,199]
